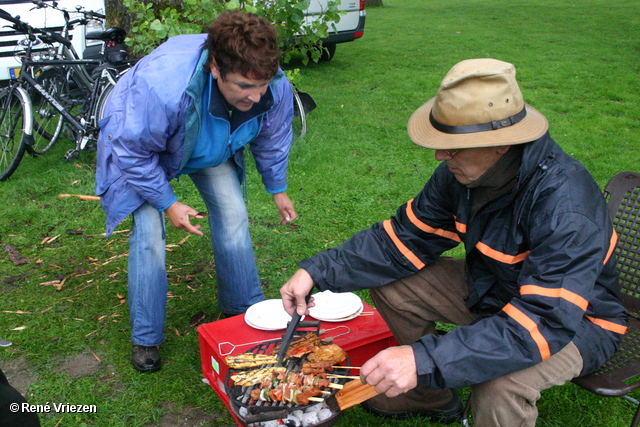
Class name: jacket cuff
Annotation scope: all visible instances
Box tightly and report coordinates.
[410,341,440,389]
[157,194,178,212]
[264,179,288,195]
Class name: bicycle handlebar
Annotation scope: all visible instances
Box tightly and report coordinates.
[31,0,106,21]
[0,8,24,26]
[0,8,71,47]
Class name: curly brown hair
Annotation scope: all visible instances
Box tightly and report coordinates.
[203,10,280,81]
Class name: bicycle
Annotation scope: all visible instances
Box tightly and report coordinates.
[28,0,128,152]
[292,87,315,139]
[0,8,128,181]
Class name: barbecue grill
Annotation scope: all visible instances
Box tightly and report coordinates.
[225,321,351,426]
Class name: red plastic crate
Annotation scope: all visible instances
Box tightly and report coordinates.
[197,301,397,425]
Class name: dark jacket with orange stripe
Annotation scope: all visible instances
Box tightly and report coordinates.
[299,132,627,389]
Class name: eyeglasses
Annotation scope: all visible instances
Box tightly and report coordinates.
[444,149,462,157]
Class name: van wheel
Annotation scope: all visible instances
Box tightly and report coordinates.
[319,43,336,62]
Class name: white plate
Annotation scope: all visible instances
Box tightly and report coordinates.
[244,299,296,331]
[314,301,364,322]
[308,291,362,321]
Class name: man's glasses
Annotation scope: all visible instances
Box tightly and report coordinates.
[444,149,462,157]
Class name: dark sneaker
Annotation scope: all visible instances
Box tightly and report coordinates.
[361,387,463,424]
[132,345,161,373]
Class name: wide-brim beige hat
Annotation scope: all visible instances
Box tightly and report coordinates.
[408,58,549,149]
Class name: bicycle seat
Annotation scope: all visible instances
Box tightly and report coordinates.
[86,27,126,44]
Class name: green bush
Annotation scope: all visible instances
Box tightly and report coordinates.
[123,0,342,65]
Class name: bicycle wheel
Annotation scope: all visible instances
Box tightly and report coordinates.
[0,87,28,181]
[292,88,307,139]
[29,67,66,154]
[94,81,114,124]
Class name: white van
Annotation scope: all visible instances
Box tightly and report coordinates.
[0,0,106,81]
[305,0,366,60]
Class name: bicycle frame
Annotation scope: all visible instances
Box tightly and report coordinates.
[20,58,99,140]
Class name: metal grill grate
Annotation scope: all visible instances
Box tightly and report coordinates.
[225,327,350,426]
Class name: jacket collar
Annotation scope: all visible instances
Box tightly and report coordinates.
[516,131,556,189]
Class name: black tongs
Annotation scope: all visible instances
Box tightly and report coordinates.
[276,293,311,365]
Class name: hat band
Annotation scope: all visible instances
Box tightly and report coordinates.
[429,107,527,135]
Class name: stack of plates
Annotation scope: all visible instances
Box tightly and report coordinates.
[244,299,297,331]
[244,291,363,330]
[308,290,363,322]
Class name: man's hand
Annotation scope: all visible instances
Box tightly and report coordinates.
[280,268,316,317]
[164,201,205,236]
[360,346,419,397]
[273,192,297,225]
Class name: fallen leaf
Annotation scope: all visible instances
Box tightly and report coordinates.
[4,274,28,284]
[10,326,27,331]
[40,307,53,314]
[177,234,191,246]
[8,252,28,266]
[39,280,62,287]
[40,235,60,245]
[88,257,98,262]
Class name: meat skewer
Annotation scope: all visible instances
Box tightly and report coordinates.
[248,370,333,405]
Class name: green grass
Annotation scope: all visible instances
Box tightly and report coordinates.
[1,0,639,425]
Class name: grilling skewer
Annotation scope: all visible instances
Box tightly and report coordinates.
[326,374,360,380]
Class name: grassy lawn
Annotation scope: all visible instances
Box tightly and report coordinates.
[1,0,639,426]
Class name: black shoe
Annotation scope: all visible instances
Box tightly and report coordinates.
[361,388,463,424]
[132,345,161,373]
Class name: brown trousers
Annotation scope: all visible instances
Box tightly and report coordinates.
[370,257,583,426]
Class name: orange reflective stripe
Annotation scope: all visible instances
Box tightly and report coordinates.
[476,241,530,264]
[503,303,551,360]
[383,220,425,270]
[455,221,467,234]
[405,199,461,242]
[586,315,628,335]
[604,229,618,265]
[520,285,589,311]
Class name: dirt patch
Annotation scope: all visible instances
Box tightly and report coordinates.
[0,355,38,397]
[146,401,230,427]
[53,350,103,379]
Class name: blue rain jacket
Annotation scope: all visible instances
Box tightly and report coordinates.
[95,34,293,236]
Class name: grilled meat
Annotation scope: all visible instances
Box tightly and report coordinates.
[225,353,278,369]
[307,344,347,364]
[230,366,286,386]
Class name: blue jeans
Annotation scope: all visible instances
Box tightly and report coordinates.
[128,159,265,346]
